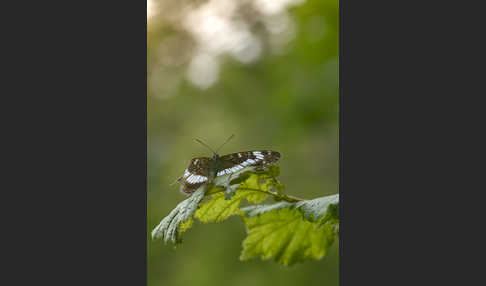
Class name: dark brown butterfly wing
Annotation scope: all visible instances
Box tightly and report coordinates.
[178,151,281,195]
[216,150,280,176]
[179,157,210,195]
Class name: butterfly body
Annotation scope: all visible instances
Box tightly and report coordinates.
[178,150,280,195]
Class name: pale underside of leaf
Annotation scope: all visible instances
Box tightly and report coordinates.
[295,194,339,221]
[151,187,206,243]
[242,194,339,222]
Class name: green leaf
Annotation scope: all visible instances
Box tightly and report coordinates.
[239,194,339,266]
[194,167,282,223]
[151,186,206,243]
[179,218,194,233]
[151,165,283,243]
[194,189,267,223]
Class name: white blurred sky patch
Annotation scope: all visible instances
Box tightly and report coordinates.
[147,0,157,20]
[253,0,306,15]
[181,0,263,82]
[186,52,220,89]
[148,0,310,94]
[263,13,296,55]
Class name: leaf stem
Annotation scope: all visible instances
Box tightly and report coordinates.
[208,187,306,203]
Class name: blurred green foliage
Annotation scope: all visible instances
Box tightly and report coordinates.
[148,0,338,285]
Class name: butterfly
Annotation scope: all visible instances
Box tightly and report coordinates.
[176,135,281,195]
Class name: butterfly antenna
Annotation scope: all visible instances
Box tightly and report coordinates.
[195,138,217,154]
[216,134,235,153]
[169,177,181,186]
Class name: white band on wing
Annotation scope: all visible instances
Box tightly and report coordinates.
[186,174,208,184]
[216,154,265,177]
[183,169,191,178]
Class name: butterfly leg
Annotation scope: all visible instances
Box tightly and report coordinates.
[223,173,238,200]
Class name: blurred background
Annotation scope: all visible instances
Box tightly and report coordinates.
[147,0,339,285]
